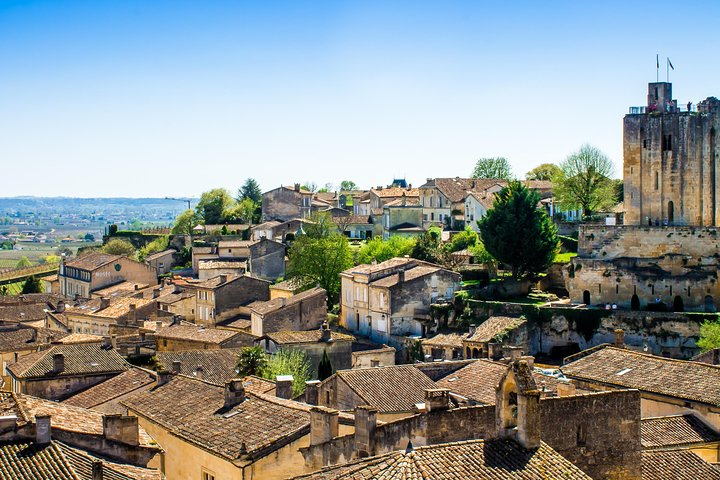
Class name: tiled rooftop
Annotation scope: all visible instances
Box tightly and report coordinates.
[63,368,156,412]
[251,287,326,315]
[7,343,128,379]
[263,330,355,345]
[466,316,527,343]
[56,441,163,480]
[642,450,720,480]
[641,414,720,449]
[332,365,438,413]
[561,346,720,406]
[0,325,67,352]
[155,323,240,344]
[370,187,419,199]
[420,177,507,203]
[421,332,468,349]
[370,264,447,288]
[343,257,415,276]
[53,333,104,344]
[154,349,245,385]
[122,375,313,461]
[295,439,592,479]
[64,253,123,271]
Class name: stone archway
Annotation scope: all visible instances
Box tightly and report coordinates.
[582,290,591,305]
[667,201,674,224]
[673,295,684,312]
[705,295,716,313]
[631,294,640,311]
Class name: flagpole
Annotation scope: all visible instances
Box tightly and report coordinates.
[656,54,659,82]
[666,58,669,82]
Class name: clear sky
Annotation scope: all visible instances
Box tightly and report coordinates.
[1,0,718,197]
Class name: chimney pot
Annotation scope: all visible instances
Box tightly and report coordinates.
[468,324,477,336]
[152,288,160,298]
[398,269,405,283]
[100,297,110,309]
[195,365,204,380]
[321,322,331,342]
[304,380,321,405]
[310,406,339,446]
[219,275,227,284]
[52,353,65,374]
[614,329,625,347]
[156,369,171,386]
[56,301,65,313]
[224,379,246,408]
[557,381,577,397]
[92,461,103,480]
[424,388,450,412]
[35,415,51,445]
[354,405,378,457]
[276,375,294,399]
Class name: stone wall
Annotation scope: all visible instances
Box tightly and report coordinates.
[262,187,305,222]
[253,290,327,336]
[215,276,270,318]
[20,372,120,401]
[249,239,286,281]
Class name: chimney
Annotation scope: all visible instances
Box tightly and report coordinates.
[35,415,51,445]
[280,297,287,307]
[398,269,405,283]
[29,328,37,342]
[276,375,294,399]
[614,329,625,348]
[56,300,65,313]
[320,322,331,342]
[171,360,182,374]
[110,335,117,348]
[172,315,182,326]
[557,381,577,397]
[224,379,246,409]
[294,183,301,192]
[100,297,110,309]
[354,405,378,457]
[173,284,182,294]
[305,380,321,405]
[195,365,204,380]
[92,461,103,480]
[496,360,541,450]
[424,389,450,412]
[156,321,162,330]
[520,355,535,369]
[0,415,17,431]
[101,336,111,349]
[52,353,65,374]
[487,342,502,360]
[102,414,139,446]
[219,275,228,284]
[129,304,137,325]
[310,406,339,446]
[468,324,477,336]
[152,288,160,298]
[502,346,523,362]
[156,369,171,386]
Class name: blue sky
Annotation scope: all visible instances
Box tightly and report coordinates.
[1,0,718,197]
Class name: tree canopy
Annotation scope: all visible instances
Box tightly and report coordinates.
[102,239,137,257]
[356,236,415,265]
[525,163,561,181]
[235,346,269,377]
[410,227,443,263]
[195,188,235,225]
[471,157,513,180]
[261,349,310,397]
[447,227,479,253]
[478,181,559,278]
[553,144,616,218]
[171,209,200,235]
[16,256,32,269]
[22,275,41,294]
[698,319,720,352]
[138,235,170,262]
[238,178,262,204]
[339,180,357,191]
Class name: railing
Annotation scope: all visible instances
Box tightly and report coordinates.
[629,103,696,114]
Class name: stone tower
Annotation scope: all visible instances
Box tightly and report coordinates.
[624,82,720,226]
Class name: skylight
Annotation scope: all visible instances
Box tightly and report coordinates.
[616,368,632,376]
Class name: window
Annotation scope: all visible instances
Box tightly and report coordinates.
[663,134,672,151]
[371,360,380,367]
[202,471,216,480]
[655,172,659,190]
[643,139,649,149]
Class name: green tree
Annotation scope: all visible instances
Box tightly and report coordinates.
[410,227,442,263]
[525,163,561,181]
[261,349,310,397]
[0,286,8,296]
[698,319,720,352]
[553,144,616,218]
[195,188,236,225]
[171,209,200,235]
[102,239,137,257]
[84,233,95,242]
[339,180,357,191]
[22,275,41,294]
[471,157,513,180]
[236,346,269,377]
[16,256,32,269]
[287,219,353,303]
[479,181,559,279]
[1,241,13,250]
[108,224,118,236]
[356,236,415,265]
[138,235,170,262]
[237,198,258,225]
[301,182,317,192]
[447,227,479,253]
[317,350,333,380]
[238,178,263,204]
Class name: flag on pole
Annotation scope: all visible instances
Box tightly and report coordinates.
[668,58,674,70]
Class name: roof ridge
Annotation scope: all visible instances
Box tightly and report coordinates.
[606,345,720,369]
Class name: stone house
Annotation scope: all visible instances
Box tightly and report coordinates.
[316,364,439,422]
[262,184,315,221]
[463,190,496,232]
[368,186,419,211]
[143,249,177,276]
[0,324,67,389]
[247,237,286,281]
[462,316,529,359]
[255,326,355,378]
[340,258,461,348]
[59,296,159,336]
[351,345,396,369]
[194,238,286,281]
[153,349,265,386]
[0,391,163,476]
[419,178,505,230]
[421,332,467,360]
[380,197,424,240]
[250,286,327,336]
[121,373,355,480]
[334,214,373,240]
[561,344,720,429]
[6,342,129,400]
[193,274,270,326]
[251,220,282,241]
[269,279,303,300]
[198,259,246,280]
[155,322,253,352]
[62,367,156,415]
[59,253,158,299]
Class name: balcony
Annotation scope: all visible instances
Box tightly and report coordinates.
[629,103,696,115]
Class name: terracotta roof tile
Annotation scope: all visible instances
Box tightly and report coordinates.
[65,253,123,271]
[641,414,720,449]
[642,450,720,480]
[154,349,245,386]
[332,365,438,413]
[122,375,312,460]
[263,330,354,345]
[295,439,592,479]
[421,332,467,349]
[54,333,104,344]
[0,325,67,352]
[370,187,419,199]
[7,344,128,379]
[63,368,155,410]
[561,346,720,406]
[56,441,163,480]
[420,178,507,203]
[155,324,240,344]
[369,265,450,288]
[466,316,527,343]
